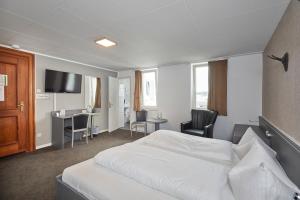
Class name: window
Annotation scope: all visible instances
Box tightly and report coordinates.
[142,70,157,107]
[193,64,209,109]
[85,76,97,107]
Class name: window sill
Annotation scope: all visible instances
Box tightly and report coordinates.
[141,106,158,111]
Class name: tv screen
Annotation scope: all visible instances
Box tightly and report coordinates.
[45,69,82,93]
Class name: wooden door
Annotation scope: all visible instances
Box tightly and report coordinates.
[0,47,35,157]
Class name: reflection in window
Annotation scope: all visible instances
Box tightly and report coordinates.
[142,70,157,107]
[65,74,76,92]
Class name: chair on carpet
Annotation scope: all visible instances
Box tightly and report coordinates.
[130,110,148,137]
[180,109,218,138]
[65,114,90,148]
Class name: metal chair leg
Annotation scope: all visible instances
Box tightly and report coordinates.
[86,131,89,144]
[145,123,147,136]
[71,132,74,148]
[90,117,93,139]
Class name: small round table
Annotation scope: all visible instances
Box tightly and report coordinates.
[147,118,168,131]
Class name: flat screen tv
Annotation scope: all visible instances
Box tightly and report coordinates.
[45,69,82,93]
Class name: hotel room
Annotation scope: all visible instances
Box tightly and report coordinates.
[0,0,299,199]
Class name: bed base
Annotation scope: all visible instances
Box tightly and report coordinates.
[56,175,89,200]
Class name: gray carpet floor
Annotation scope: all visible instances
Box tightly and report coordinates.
[0,129,143,200]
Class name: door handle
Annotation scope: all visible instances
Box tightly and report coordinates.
[17,101,24,112]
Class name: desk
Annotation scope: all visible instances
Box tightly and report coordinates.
[147,118,168,131]
[51,109,100,149]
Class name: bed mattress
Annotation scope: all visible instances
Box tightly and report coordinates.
[62,159,177,200]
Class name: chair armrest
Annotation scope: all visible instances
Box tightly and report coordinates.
[181,121,192,132]
[204,124,214,138]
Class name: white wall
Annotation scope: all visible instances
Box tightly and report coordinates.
[118,53,262,140]
[213,53,263,140]
[157,64,192,131]
[35,55,117,147]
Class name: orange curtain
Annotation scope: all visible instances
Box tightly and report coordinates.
[207,60,228,116]
[94,77,101,108]
[134,70,142,111]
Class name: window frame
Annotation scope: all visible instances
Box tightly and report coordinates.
[141,69,158,108]
[192,63,209,109]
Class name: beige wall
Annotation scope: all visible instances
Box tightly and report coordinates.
[35,55,117,147]
[263,0,300,142]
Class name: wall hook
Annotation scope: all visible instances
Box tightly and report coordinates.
[268,52,289,72]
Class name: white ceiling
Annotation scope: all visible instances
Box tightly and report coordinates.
[0,0,290,70]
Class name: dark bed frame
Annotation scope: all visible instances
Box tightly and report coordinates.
[56,116,300,200]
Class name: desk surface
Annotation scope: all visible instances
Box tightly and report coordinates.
[147,118,168,123]
[55,112,100,119]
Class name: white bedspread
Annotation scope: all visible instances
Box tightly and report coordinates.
[136,130,234,165]
[94,134,235,200]
[62,159,177,200]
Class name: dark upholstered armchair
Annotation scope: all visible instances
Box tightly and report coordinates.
[181,109,218,138]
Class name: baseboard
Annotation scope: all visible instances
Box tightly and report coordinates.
[36,143,52,150]
[100,129,108,133]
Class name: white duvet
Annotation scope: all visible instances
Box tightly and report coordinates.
[136,130,235,165]
[94,130,236,200]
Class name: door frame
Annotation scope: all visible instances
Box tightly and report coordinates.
[118,77,131,127]
[0,46,35,152]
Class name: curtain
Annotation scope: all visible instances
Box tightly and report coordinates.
[207,60,228,116]
[134,70,142,111]
[85,76,96,107]
[94,77,101,108]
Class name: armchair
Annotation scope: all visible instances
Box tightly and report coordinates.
[181,109,218,138]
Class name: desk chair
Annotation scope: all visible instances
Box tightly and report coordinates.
[131,110,147,137]
[65,114,90,148]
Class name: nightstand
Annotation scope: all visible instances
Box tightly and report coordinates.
[232,124,260,144]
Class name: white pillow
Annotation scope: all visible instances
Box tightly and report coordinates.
[230,163,296,200]
[238,127,257,145]
[229,141,299,200]
[234,127,276,159]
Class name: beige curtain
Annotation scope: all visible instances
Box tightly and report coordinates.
[134,70,142,111]
[207,60,228,116]
[94,77,101,108]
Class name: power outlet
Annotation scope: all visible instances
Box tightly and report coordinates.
[37,133,42,137]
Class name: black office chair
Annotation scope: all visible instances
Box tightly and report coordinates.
[131,110,147,137]
[181,109,218,138]
[65,114,90,148]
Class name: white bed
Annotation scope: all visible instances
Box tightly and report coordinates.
[61,123,300,200]
[62,159,177,200]
[62,130,237,200]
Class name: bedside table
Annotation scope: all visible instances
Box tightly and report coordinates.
[232,124,260,144]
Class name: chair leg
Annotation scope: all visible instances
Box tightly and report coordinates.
[86,131,89,144]
[130,124,133,137]
[71,132,74,148]
[145,123,147,136]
